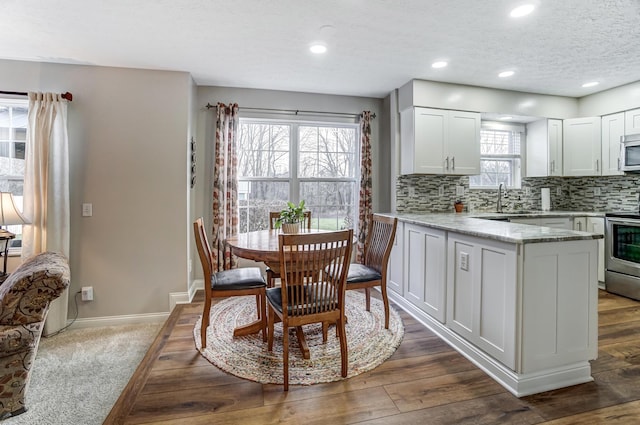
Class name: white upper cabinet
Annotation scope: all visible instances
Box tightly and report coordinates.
[625,108,640,135]
[526,119,563,177]
[563,117,602,176]
[601,112,625,176]
[400,107,480,175]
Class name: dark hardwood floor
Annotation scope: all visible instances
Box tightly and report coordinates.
[104,289,640,424]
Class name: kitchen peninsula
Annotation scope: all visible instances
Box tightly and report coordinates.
[384,212,603,397]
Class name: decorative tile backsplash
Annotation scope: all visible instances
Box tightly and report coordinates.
[396,174,640,214]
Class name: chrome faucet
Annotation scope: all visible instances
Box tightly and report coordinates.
[497,183,504,213]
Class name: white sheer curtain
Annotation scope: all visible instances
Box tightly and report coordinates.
[25,92,70,334]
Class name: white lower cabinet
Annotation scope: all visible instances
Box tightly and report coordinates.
[388,219,599,397]
[446,233,517,369]
[387,221,404,295]
[403,223,446,322]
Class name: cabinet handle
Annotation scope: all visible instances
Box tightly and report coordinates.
[578,222,582,231]
[445,156,449,170]
[551,160,554,173]
[596,159,599,172]
[618,158,621,171]
[451,157,455,170]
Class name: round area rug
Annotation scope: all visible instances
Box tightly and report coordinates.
[193,291,404,385]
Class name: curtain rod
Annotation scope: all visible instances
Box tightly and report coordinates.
[205,103,375,119]
[0,91,73,101]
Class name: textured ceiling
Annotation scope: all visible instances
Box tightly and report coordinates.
[1,0,639,99]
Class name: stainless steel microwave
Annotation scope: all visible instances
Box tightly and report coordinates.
[621,133,640,172]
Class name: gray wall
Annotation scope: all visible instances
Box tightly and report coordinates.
[0,59,192,319]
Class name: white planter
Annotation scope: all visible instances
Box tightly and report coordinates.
[281,222,301,234]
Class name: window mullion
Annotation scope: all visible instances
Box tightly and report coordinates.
[290,123,299,203]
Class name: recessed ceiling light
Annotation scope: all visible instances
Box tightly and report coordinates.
[309,43,327,54]
[582,81,599,88]
[510,4,535,18]
[432,61,448,69]
[498,71,515,78]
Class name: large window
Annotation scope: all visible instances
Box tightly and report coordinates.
[0,98,27,248]
[469,122,523,189]
[237,118,359,232]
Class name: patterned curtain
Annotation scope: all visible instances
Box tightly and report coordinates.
[357,111,373,262]
[211,103,239,272]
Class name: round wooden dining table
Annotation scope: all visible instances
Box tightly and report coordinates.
[225,228,328,265]
[225,228,336,360]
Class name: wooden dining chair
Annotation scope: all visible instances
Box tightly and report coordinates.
[346,214,398,329]
[193,217,267,348]
[266,210,312,287]
[266,229,353,391]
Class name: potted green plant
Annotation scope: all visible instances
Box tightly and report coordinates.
[275,200,306,233]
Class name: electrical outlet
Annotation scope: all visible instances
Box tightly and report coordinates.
[456,185,464,196]
[594,187,601,196]
[460,252,469,271]
[438,186,445,196]
[82,203,93,217]
[557,187,562,196]
[408,186,416,197]
[524,187,531,196]
[81,286,94,301]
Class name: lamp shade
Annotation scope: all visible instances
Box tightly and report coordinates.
[0,192,29,225]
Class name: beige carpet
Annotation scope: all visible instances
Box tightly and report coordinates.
[194,291,404,385]
[3,322,162,425]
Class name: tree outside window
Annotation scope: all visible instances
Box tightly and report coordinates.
[237,119,359,232]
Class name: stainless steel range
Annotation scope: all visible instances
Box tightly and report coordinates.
[605,212,640,300]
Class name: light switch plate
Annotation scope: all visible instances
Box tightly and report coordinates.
[82,203,92,217]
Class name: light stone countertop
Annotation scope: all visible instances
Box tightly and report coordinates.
[381,211,605,244]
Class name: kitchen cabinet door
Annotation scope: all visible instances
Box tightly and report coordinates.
[573,217,587,232]
[448,110,481,175]
[601,112,624,176]
[563,117,602,176]
[404,223,446,322]
[526,119,563,177]
[625,108,640,135]
[400,107,446,174]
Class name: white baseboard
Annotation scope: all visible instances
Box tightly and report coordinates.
[387,290,593,397]
[67,312,169,330]
[169,291,191,311]
[190,278,204,300]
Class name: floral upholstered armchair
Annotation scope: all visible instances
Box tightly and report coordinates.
[0,252,70,419]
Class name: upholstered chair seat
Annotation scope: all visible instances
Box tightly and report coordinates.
[213,268,265,291]
[346,264,382,283]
